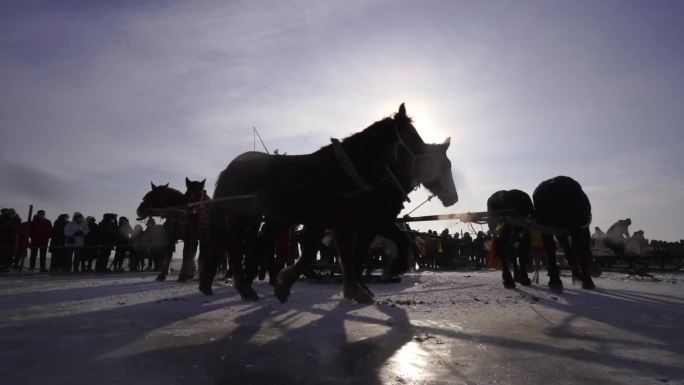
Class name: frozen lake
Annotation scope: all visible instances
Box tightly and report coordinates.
[1,268,682,385]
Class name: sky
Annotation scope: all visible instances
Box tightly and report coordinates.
[1,0,683,241]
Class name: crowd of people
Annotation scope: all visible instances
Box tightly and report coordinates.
[2,207,682,276]
[591,218,684,256]
[0,208,172,273]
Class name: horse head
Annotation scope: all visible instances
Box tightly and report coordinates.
[136,182,185,220]
[185,177,207,203]
[392,104,458,207]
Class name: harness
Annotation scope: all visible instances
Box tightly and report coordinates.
[329,120,429,201]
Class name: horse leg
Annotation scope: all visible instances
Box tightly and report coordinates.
[155,246,174,281]
[559,235,581,284]
[257,220,288,285]
[227,220,259,301]
[242,224,261,284]
[199,208,227,295]
[353,226,377,296]
[514,231,532,286]
[498,226,516,289]
[275,225,323,303]
[199,240,222,295]
[336,225,374,304]
[544,233,563,293]
[574,228,596,290]
[179,238,198,282]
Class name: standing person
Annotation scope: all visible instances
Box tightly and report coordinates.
[129,224,144,271]
[29,210,53,272]
[82,216,99,271]
[13,217,30,271]
[64,212,89,272]
[49,214,69,271]
[0,209,21,272]
[96,214,118,272]
[113,217,133,271]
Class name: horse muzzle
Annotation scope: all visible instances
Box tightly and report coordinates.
[439,191,458,207]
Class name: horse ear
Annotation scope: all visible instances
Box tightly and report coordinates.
[200,179,206,188]
[163,183,169,188]
[185,177,190,188]
[442,137,451,149]
[151,182,156,189]
[397,103,407,118]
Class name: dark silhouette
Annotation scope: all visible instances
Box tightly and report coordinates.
[179,177,210,282]
[63,212,89,272]
[533,175,595,293]
[486,189,534,288]
[28,210,52,272]
[82,216,99,271]
[113,217,133,271]
[96,213,118,272]
[604,218,632,256]
[0,208,21,272]
[201,104,458,303]
[135,182,183,279]
[49,213,69,271]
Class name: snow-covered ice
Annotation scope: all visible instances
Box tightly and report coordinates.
[1,266,682,385]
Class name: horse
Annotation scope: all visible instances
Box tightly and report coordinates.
[135,182,184,281]
[533,175,596,293]
[200,104,458,303]
[486,189,534,288]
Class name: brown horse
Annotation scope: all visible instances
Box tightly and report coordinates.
[200,104,458,303]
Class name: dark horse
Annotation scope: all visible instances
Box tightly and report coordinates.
[200,104,458,303]
[487,189,534,288]
[533,175,596,293]
[135,182,185,281]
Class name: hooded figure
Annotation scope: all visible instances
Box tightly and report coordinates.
[64,212,90,272]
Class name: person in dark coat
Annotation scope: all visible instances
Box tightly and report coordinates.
[29,210,52,272]
[49,214,69,272]
[0,208,21,272]
[83,216,99,271]
[113,217,133,271]
[13,218,30,271]
[96,213,118,272]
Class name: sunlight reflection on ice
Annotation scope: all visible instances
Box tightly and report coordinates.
[382,340,429,383]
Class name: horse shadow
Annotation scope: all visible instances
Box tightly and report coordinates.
[96,292,418,385]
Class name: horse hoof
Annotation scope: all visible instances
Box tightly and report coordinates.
[582,279,596,290]
[274,284,291,303]
[156,274,167,282]
[178,275,189,283]
[360,282,375,297]
[199,284,213,296]
[517,276,532,286]
[343,285,375,304]
[503,280,516,289]
[239,287,259,301]
[548,281,564,294]
[355,291,375,304]
[571,275,582,285]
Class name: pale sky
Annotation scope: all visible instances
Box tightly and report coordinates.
[2,0,683,241]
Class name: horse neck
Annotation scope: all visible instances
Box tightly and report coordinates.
[157,188,186,208]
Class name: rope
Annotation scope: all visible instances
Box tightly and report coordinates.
[396,210,583,237]
[405,195,434,216]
